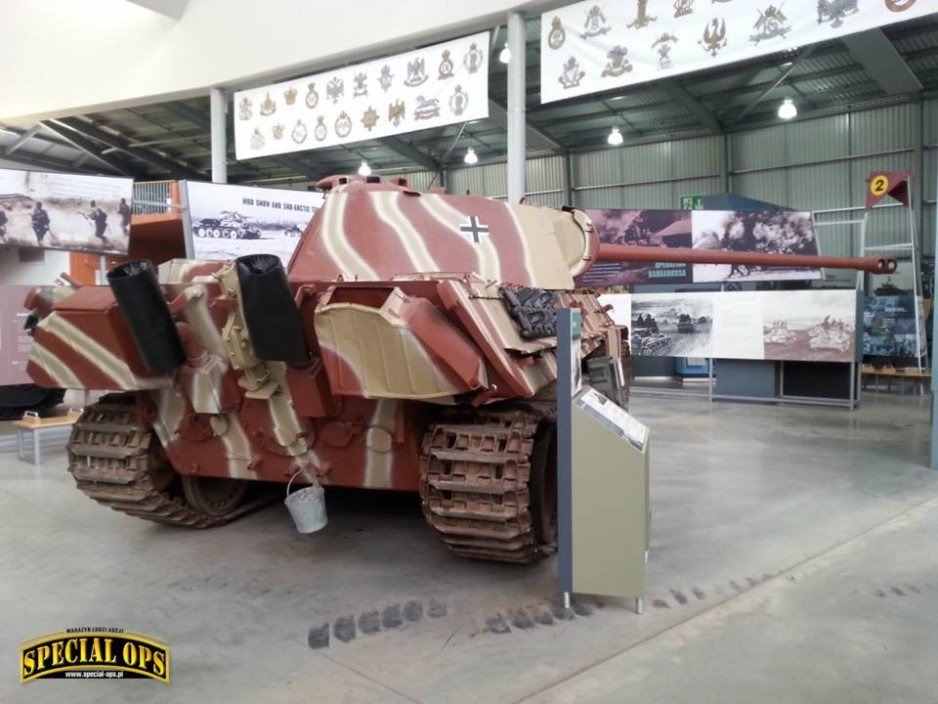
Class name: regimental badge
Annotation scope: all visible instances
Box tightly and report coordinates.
[260,93,276,116]
[378,65,394,92]
[817,0,859,28]
[306,82,319,108]
[438,50,455,79]
[272,123,285,140]
[404,57,428,87]
[449,85,469,116]
[238,97,253,120]
[601,46,633,77]
[314,116,327,141]
[250,128,265,150]
[548,17,566,50]
[414,96,441,120]
[652,32,679,70]
[291,119,307,143]
[361,107,379,131]
[389,100,406,126]
[674,0,694,18]
[558,57,586,89]
[284,87,297,105]
[335,111,352,138]
[327,77,344,104]
[627,0,657,29]
[885,0,916,11]
[700,18,727,56]
[463,43,484,74]
[581,4,611,38]
[750,4,790,43]
[353,72,368,98]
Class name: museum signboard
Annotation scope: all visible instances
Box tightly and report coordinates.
[603,289,861,364]
[0,168,133,255]
[541,0,935,104]
[182,181,324,265]
[234,32,490,159]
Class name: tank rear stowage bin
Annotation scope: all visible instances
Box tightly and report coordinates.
[106,260,185,375]
[236,254,310,364]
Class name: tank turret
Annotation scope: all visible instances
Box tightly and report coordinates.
[22,175,896,564]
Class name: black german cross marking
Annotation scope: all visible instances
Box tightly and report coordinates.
[459,216,490,244]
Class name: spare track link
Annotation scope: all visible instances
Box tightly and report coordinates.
[419,409,548,564]
[67,394,265,528]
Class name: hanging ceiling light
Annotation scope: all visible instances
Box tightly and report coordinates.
[464,147,479,165]
[778,98,798,120]
[499,44,510,64]
[357,161,372,176]
[607,126,624,146]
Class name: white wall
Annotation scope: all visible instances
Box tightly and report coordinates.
[0,0,544,125]
[0,249,71,285]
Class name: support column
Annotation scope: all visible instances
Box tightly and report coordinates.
[563,151,574,207]
[914,101,925,252]
[931,135,938,469]
[506,11,526,204]
[210,87,228,184]
[720,133,731,194]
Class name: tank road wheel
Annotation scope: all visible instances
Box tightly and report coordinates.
[181,476,249,517]
[67,394,268,528]
[419,409,557,564]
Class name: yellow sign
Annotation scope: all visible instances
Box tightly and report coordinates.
[870,174,890,197]
[20,629,169,684]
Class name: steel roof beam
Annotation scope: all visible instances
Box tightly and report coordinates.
[4,125,41,155]
[39,121,134,175]
[843,29,922,97]
[730,46,817,126]
[488,98,566,154]
[661,80,723,134]
[50,116,206,180]
[381,136,441,171]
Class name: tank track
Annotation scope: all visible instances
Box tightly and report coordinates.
[419,409,551,564]
[67,394,267,528]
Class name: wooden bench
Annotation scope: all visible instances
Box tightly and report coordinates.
[12,408,82,465]
[861,365,931,395]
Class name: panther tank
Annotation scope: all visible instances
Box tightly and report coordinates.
[23,174,895,564]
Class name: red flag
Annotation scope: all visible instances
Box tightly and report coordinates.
[866,171,912,210]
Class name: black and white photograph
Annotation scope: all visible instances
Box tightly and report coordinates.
[762,290,858,363]
[185,181,325,264]
[630,293,713,358]
[576,208,692,287]
[691,210,823,283]
[0,168,132,254]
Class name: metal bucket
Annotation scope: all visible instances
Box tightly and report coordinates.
[284,472,327,534]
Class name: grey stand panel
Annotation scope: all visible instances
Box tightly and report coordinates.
[714,359,777,398]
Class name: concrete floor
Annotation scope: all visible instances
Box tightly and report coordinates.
[2,392,938,703]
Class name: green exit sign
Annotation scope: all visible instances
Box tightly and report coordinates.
[680,195,703,210]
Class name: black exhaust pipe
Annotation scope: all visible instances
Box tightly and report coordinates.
[235,254,310,363]
[107,260,186,375]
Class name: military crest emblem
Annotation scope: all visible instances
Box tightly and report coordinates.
[885,0,916,10]
[463,43,484,73]
[378,65,393,92]
[404,57,428,87]
[361,107,379,131]
[327,77,344,104]
[438,50,454,79]
[414,96,441,121]
[260,93,276,116]
[751,4,790,43]
[601,46,633,77]
[449,85,469,116]
[817,0,859,28]
[389,100,406,126]
[353,72,368,97]
[700,18,727,56]
[335,111,352,138]
[291,119,307,144]
[581,5,611,39]
[272,123,285,140]
[627,0,657,29]
[305,82,319,109]
[547,17,566,50]
[674,0,694,18]
[283,87,297,106]
[250,128,264,150]
[314,116,328,141]
[238,97,252,121]
[558,57,586,89]
[652,32,679,70]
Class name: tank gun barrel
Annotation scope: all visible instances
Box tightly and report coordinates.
[595,244,897,275]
